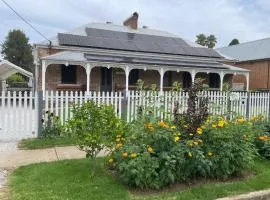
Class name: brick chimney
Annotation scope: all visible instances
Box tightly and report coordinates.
[123,12,138,29]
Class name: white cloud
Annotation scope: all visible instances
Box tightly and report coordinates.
[0,0,269,48]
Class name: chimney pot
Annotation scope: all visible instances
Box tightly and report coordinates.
[123,12,139,29]
[106,21,112,24]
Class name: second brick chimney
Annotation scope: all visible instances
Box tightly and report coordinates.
[123,12,139,29]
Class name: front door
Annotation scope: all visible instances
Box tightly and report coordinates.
[101,67,112,92]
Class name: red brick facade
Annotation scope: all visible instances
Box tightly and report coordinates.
[38,47,230,91]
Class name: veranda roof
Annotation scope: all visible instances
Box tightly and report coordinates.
[41,51,248,73]
[0,59,33,80]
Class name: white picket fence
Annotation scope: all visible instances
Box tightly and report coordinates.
[1,90,270,140]
[44,91,123,124]
[43,90,270,124]
[0,91,37,140]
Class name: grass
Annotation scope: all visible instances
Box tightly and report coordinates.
[8,158,270,200]
[18,137,77,150]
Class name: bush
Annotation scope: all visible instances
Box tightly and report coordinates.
[252,117,270,159]
[107,80,262,189]
[7,74,29,88]
[41,111,63,138]
[67,100,124,159]
[201,116,256,178]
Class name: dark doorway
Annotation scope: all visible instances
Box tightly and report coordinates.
[101,67,112,92]
[209,73,220,88]
[183,72,192,88]
[61,65,76,84]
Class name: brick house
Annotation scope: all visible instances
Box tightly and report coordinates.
[217,38,270,90]
[34,12,249,93]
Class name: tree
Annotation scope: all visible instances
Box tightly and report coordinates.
[206,34,217,48]
[195,33,217,48]
[196,33,207,46]
[229,38,240,46]
[1,29,34,72]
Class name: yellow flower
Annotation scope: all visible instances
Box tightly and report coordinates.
[201,125,206,129]
[188,152,192,157]
[198,139,203,143]
[159,121,169,128]
[115,138,121,142]
[197,127,203,135]
[259,135,268,141]
[116,135,122,138]
[121,138,125,141]
[171,125,177,129]
[130,153,137,158]
[189,133,194,136]
[217,121,224,128]
[208,152,213,157]
[122,152,128,158]
[236,118,245,123]
[108,158,114,163]
[193,141,199,145]
[197,127,203,134]
[147,147,154,153]
[212,124,217,128]
[115,143,123,149]
[174,136,180,142]
[183,125,188,128]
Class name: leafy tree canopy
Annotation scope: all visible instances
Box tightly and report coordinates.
[229,38,240,46]
[1,29,34,72]
[195,33,217,48]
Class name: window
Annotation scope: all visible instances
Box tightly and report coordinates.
[129,69,139,85]
[163,71,172,87]
[61,65,76,84]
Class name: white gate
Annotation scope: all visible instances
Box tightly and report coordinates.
[0,91,37,140]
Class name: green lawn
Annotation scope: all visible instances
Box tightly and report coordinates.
[8,159,270,200]
[18,137,77,150]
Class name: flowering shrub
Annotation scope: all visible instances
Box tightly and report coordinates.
[107,114,260,189]
[252,116,270,159]
[201,116,257,178]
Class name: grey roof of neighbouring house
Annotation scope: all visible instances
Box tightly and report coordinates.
[217,38,270,62]
[38,22,222,58]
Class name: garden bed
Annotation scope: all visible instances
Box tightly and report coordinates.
[8,158,270,200]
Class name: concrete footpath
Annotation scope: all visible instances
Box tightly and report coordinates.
[0,141,86,169]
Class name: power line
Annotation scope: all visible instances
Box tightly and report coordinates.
[1,0,51,45]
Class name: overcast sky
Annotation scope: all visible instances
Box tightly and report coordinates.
[0,0,270,48]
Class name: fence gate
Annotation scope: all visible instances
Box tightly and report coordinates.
[0,91,37,140]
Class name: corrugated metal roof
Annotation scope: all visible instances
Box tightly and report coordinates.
[38,22,207,49]
[217,38,270,61]
[58,30,221,58]
[42,51,248,72]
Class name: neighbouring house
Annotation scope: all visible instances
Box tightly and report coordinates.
[34,12,249,93]
[0,59,33,92]
[217,38,270,90]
